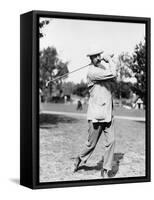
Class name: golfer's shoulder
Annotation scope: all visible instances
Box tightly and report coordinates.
[87,64,94,76]
[88,64,95,70]
[88,64,103,74]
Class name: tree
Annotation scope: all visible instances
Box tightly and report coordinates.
[73,81,88,97]
[114,81,133,99]
[130,40,146,104]
[39,19,69,102]
[117,52,133,81]
[62,82,75,96]
[39,47,69,101]
[39,19,50,38]
[116,52,133,105]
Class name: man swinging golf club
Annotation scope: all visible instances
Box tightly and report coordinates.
[73,49,117,178]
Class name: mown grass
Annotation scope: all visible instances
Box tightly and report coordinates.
[41,102,145,117]
[40,114,145,182]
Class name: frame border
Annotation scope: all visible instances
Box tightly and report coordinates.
[20,10,151,189]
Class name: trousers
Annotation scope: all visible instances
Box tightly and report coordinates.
[79,119,115,170]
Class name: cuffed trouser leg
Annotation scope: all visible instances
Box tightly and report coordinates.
[79,120,115,171]
[79,121,103,162]
[103,120,115,171]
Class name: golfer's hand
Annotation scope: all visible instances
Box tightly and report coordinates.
[102,53,112,62]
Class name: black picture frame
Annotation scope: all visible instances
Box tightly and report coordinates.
[20,10,151,189]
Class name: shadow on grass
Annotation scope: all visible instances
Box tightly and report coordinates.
[40,113,79,129]
[135,121,145,124]
[77,153,124,177]
[108,153,124,178]
[78,159,103,171]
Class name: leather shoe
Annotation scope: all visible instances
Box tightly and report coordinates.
[101,169,109,178]
[73,157,81,172]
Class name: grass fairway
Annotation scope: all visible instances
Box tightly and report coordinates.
[39,113,145,182]
[41,102,145,118]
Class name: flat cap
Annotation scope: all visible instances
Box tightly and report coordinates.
[87,49,104,57]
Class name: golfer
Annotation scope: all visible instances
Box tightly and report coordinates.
[74,50,117,178]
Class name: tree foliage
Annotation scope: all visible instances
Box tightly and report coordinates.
[73,81,88,97]
[62,82,75,96]
[114,81,133,99]
[116,52,133,81]
[39,47,69,98]
[39,19,69,102]
[39,19,50,38]
[130,39,146,104]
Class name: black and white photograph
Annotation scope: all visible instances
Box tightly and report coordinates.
[1,0,154,197]
[38,14,149,184]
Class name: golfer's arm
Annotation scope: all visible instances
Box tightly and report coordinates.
[108,59,117,76]
[88,67,113,81]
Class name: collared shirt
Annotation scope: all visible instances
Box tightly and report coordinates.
[87,61,116,122]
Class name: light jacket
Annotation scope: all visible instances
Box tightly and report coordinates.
[87,60,116,122]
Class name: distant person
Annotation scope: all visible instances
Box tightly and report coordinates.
[64,95,67,104]
[76,100,83,111]
[73,50,117,178]
[39,88,43,113]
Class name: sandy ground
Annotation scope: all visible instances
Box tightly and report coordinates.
[39,113,145,182]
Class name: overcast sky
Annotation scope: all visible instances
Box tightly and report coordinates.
[40,17,145,83]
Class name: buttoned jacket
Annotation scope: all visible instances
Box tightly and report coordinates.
[87,60,116,122]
